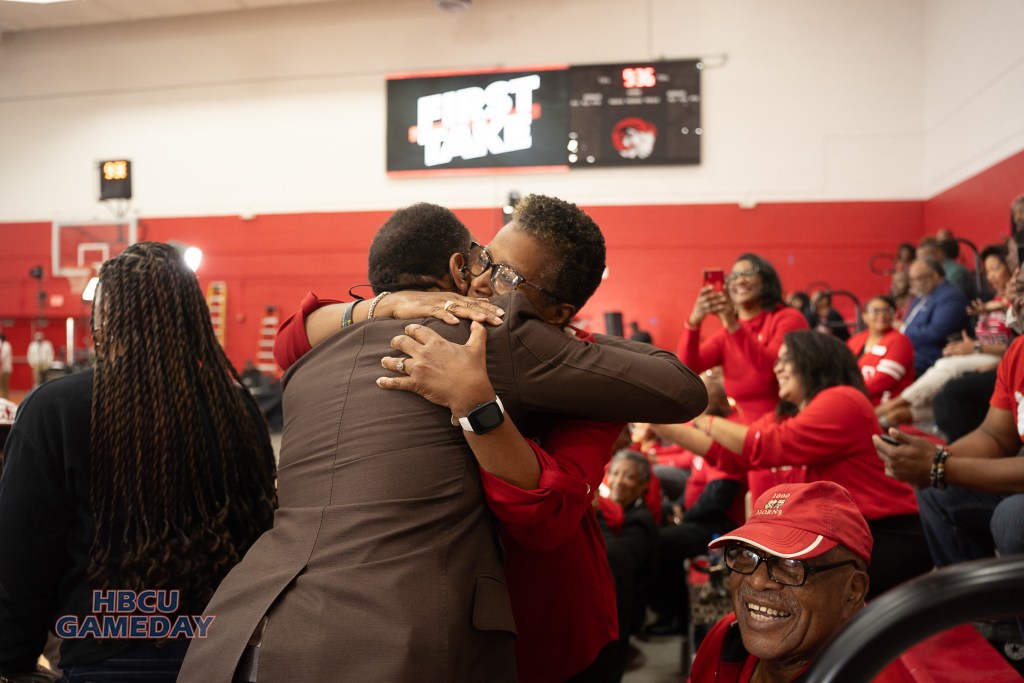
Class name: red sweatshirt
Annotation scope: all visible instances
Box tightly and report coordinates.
[705,385,919,522]
[677,305,808,422]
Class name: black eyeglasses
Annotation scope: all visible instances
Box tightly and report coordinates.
[724,545,859,587]
[466,242,559,299]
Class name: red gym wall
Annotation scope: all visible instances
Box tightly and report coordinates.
[1,148,1021,393]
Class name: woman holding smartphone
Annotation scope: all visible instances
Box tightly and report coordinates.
[678,254,808,496]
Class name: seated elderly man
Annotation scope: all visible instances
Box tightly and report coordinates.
[902,257,969,376]
[689,481,875,683]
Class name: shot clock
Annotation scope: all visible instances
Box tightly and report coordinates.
[99,159,132,200]
[567,60,701,167]
[621,66,657,89]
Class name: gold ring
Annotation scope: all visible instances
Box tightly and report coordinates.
[396,359,405,373]
[443,300,457,313]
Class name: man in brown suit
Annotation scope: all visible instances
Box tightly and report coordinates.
[180,198,706,682]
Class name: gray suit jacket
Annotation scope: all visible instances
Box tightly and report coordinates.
[179,292,704,682]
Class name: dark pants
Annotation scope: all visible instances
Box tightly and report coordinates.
[933,368,996,442]
[652,465,689,504]
[917,485,1024,566]
[867,514,934,598]
[566,639,619,683]
[649,517,736,623]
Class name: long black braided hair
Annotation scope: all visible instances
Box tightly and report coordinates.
[88,241,277,613]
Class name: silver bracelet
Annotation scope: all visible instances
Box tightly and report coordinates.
[366,291,391,320]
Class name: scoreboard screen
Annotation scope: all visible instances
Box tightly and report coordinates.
[567,60,701,168]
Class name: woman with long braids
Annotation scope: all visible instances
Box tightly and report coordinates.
[0,242,277,682]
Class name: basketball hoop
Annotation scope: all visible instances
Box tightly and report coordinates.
[65,267,95,301]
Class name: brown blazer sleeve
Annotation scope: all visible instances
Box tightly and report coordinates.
[485,292,707,424]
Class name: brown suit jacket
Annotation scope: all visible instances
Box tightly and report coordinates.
[179,292,704,682]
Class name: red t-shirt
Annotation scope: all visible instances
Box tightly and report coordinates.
[705,385,919,522]
[846,328,915,405]
[989,336,1024,439]
[677,306,809,421]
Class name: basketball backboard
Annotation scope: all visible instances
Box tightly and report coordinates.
[52,219,137,294]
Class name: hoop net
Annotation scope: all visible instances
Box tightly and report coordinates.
[65,267,94,299]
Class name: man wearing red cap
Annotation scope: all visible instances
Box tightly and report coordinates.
[689,481,873,682]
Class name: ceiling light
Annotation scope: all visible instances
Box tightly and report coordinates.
[82,277,99,302]
[182,247,203,272]
[168,241,203,272]
[433,0,471,11]
[2,1,79,4]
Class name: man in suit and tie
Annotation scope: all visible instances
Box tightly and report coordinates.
[179,197,706,682]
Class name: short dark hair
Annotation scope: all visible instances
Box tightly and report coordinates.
[938,238,960,260]
[867,294,897,310]
[980,243,1009,267]
[788,291,810,310]
[897,243,916,260]
[735,253,784,309]
[917,257,945,278]
[368,203,473,295]
[777,330,866,417]
[511,194,605,311]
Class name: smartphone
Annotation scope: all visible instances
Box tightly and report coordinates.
[878,433,900,446]
[703,268,725,292]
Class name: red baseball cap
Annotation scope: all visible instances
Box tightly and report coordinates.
[709,481,873,566]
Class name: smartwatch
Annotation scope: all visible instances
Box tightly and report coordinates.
[457,396,505,435]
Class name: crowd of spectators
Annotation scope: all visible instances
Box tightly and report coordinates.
[609,207,1024,677]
